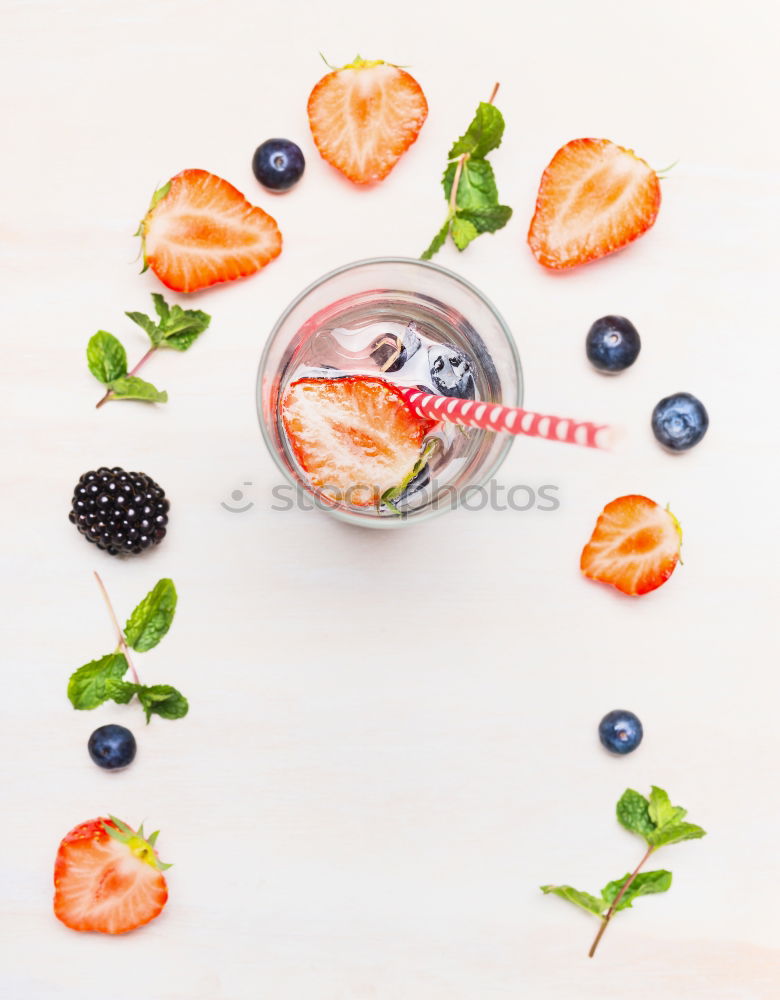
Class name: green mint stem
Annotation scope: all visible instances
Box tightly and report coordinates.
[94,571,140,684]
[446,81,500,217]
[95,346,158,409]
[589,844,655,958]
[447,159,466,216]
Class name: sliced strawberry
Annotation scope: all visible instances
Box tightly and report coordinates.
[139,169,282,293]
[281,376,436,506]
[580,495,682,596]
[54,816,169,934]
[307,57,428,184]
[528,139,661,269]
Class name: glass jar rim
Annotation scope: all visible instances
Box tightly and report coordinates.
[256,256,523,527]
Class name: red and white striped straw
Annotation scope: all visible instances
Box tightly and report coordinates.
[398,387,611,450]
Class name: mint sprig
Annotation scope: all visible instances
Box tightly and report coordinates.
[541,785,705,957]
[421,84,512,259]
[89,293,211,408]
[67,573,187,723]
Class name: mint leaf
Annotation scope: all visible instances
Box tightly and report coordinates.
[125,310,161,346]
[448,102,505,159]
[540,885,606,917]
[382,441,437,511]
[105,678,188,722]
[107,375,168,403]
[422,198,512,259]
[104,678,138,704]
[151,293,170,324]
[87,332,127,384]
[451,215,479,251]
[648,785,687,829]
[137,684,189,722]
[124,578,177,652]
[458,204,513,234]
[601,870,672,912]
[443,157,498,211]
[68,653,128,709]
[160,304,210,351]
[647,822,706,848]
[126,296,210,352]
[616,788,656,840]
[421,218,451,261]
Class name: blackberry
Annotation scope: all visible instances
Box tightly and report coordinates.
[69,466,169,556]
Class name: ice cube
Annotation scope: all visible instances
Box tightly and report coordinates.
[427,344,476,399]
[369,321,423,373]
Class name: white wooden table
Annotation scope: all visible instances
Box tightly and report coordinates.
[2,1,779,997]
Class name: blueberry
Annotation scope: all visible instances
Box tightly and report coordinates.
[598,710,643,755]
[370,322,422,373]
[87,724,136,770]
[251,138,305,191]
[428,344,475,399]
[651,392,709,452]
[585,316,641,373]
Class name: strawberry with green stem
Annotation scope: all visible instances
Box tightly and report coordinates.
[580,495,683,596]
[307,55,428,184]
[527,138,666,269]
[54,816,170,934]
[138,169,282,292]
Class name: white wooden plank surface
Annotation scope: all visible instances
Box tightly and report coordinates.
[2,1,779,997]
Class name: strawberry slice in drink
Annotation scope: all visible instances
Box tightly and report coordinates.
[281,376,436,507]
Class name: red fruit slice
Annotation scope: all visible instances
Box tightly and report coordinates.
[140,169,282,293]
[528,139,661,269]
[281,376,436,506]
[54,817,169,934]
[580,494,682,596]
[307,57,428,184]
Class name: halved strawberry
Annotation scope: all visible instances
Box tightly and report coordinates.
[528,139,661,269]
[139,169,282,293]
[54,816,169,934]
[281,376,436,506]
[580,495,682,596]
[307,57,428,184]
